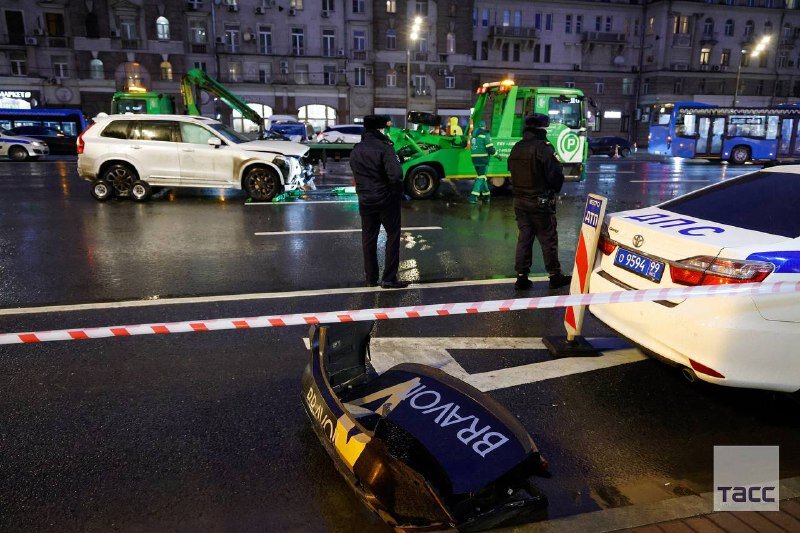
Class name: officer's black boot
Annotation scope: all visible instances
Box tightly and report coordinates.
[548,273,572,290]
[514,274,533,290]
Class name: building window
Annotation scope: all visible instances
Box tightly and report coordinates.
[445,74,455,89]
[85,12,100,38]
[10,53,26,76]
[576,15,583,33]
[225,24,240,53]
[480,41,488,60]
[417,34,427,53]
[633,18,640,37]
[233,103,271,133]
[52,56,69,78]
[290,0,303,9]
[386,29,396,50]
[513,43,520,62]
[622,78,634,95]
[415,0,428,16]
[258,26,272,54]
[89,58,104,79]
[535,13,542,30]
[354,67,366,86]
[190,21,207,44]
[566,14,572,34]
[544,44,551,63]
[648,16,655,34]
[502,10,510,27]
[564,81,575,88]
[742,51,751,67]
[353,30,366,51]
[760,53,769,68]
[295,64,308,84]
[604,16,611,32]
[703,18,713,36]
[227,61,241,82]
[778,51,788,68]
[673,79,683,94]
[501,43,509,61]
[724,19,734,37]
[156,16,170,40]
[322,29,335,57]
[322,0,334,12]
[744,20,754,37]
[595,79,604,94]
[386,0,396,13]
[673,16,689,34]
[482,9,489,27]
[756,79,764,96]
[533,43,541,63]
[291,28,304,55]
[413,74,427,94]
[546,14,553,31]
[352,0,365,13]
[700,48,710,65]
[472,8,477,27]
[120,18,138,39]
[323,65,337,85]
[642,80,649,94]
[194,61,207,71]
[386,70,396,87]
[721,49,730,66]
[259,63,271,83]
[514,11,521,28]
[446,32,455,54]
[595,16,601,32]
[160,61,173,81]
[298,104,337,131]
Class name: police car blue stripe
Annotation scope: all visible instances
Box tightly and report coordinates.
[747,251,800,274]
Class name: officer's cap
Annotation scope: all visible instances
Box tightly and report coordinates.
[524,113,550,129]
[364,115,392,130]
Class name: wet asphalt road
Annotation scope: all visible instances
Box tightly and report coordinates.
[2,156,798,532]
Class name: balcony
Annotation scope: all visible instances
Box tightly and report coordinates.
[351,50,369,61]
[119,38,141,50]
[189,42,207,54]
[582,31,627,44]
[672,33,692,47]
[0,33,28,47]
[699,31,719,45]
[414,51,428,61]
[779,37,797,49]
[489,26,539,50]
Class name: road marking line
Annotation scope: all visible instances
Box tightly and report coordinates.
[254,226,442,236]
[245,200,358,206]
[301,336,646,392]
[0,277,543,317]
[630,179,710,183]
[586,170,635,174]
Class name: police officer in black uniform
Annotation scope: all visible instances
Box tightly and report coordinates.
[507,113,572,291]
[349,115,408,289]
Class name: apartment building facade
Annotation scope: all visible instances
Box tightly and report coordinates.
[2,0,800,143]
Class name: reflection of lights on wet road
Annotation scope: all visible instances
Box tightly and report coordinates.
[398,259,420,282]
[57,161,70,196]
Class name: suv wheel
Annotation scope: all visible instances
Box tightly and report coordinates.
[103,163,137,197]
[90,179,113,202]
[130,180,152,202]
[244,166,281,201]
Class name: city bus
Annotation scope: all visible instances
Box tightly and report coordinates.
[648,102,800,163]
[0,108,86,136]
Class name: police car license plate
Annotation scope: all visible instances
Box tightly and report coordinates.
[614,248,665,283]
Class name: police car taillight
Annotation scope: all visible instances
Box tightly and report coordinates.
[669,256,774,286]
[597,225,616,255]
[76,122,95,155]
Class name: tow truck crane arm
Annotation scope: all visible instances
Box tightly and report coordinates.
[180,68,263,132]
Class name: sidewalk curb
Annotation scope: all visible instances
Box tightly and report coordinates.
[505,476,800,533]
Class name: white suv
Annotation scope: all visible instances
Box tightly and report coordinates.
[78,115,313,202]
[318,124,364,144]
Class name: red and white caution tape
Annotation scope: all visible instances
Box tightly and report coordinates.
[1,281,798,345]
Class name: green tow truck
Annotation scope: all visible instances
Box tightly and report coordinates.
[388,80,589,199]
[110,68,265,131]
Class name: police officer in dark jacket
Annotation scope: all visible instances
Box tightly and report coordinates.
[349,115,408,289]
[507,114,572,291]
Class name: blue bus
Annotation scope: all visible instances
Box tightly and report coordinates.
[648,102,800,164]
[0,108,86,136]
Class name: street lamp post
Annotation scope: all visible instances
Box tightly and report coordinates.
[733,35,770,107]
[406,16,423,126]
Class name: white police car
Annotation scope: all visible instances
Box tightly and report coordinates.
[0,129,49,161]
[589,166,799,392]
